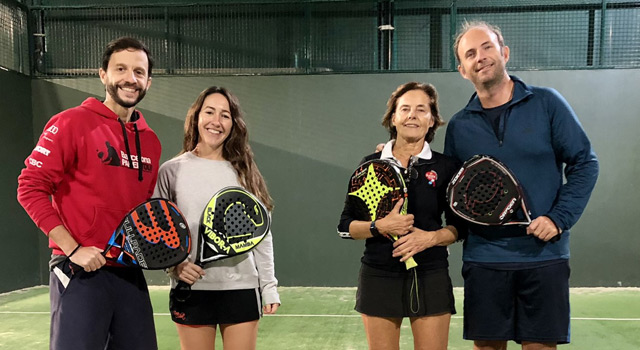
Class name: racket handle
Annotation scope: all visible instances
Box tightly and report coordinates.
[174,280,193,302]
[68,248,112,273]
[404,257,418,269]
[389,234,418,270]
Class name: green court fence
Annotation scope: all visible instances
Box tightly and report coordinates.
[2,0,640,76]
[0,0,29,74]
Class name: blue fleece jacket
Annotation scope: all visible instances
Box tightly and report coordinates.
[444,76,599,263]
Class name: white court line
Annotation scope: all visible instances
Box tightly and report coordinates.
[261,315,640,321]
[570,317,640,321]
[2,311,639,321]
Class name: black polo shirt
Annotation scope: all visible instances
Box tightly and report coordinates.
[338,151,467,272]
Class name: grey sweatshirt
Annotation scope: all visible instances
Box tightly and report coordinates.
[153,152,280,306]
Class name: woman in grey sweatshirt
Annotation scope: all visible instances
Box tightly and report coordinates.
[154,86,280,350]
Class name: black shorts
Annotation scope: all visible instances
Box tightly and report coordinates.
[462,260,571,344]
[355,263,456,318]
[169,288,262,325]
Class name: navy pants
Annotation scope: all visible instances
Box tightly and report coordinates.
[462,261,571,344]
[49,263,158,350]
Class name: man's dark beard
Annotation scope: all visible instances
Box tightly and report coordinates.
[106,83,147,108]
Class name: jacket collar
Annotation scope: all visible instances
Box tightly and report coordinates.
[80,97,151,131]
[380,139,434,167]
[464,75,533,112]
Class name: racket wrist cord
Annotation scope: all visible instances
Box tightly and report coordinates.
[409,268,420,314]
[67,244,81,258]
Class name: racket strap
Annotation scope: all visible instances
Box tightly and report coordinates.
[409,268,420,314]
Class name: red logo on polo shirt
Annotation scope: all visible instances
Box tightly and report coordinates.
[425,170,438,187]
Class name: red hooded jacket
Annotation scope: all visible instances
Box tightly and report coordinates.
[17,97,162,255]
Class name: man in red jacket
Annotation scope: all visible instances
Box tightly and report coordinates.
[17,37,161,350]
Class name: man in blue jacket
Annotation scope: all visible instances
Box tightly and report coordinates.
[445,21,599,350]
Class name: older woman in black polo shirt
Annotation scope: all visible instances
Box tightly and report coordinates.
[338,82,467,350]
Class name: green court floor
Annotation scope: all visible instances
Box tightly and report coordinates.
[1,286,639,349]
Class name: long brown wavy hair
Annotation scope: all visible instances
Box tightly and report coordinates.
[181,86,273,211]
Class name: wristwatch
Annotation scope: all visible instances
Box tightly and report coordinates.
[369,220,381,238]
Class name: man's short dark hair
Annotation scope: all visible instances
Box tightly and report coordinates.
[101,37,154,76]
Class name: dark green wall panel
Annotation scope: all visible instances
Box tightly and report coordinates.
[252,143,364,286]
[1,70,40,292]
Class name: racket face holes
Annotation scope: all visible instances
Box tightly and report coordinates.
[348,161,405,221]
[122,200,191,268]
[449,158,524,224]
[201,190,269,259]
[461,169,505,218]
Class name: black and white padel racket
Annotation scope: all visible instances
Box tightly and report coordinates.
[447,155,560,242]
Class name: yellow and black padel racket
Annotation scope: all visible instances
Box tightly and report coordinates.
[348,159,417,270]
[198,186,270,262]
[175,186,270,301]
